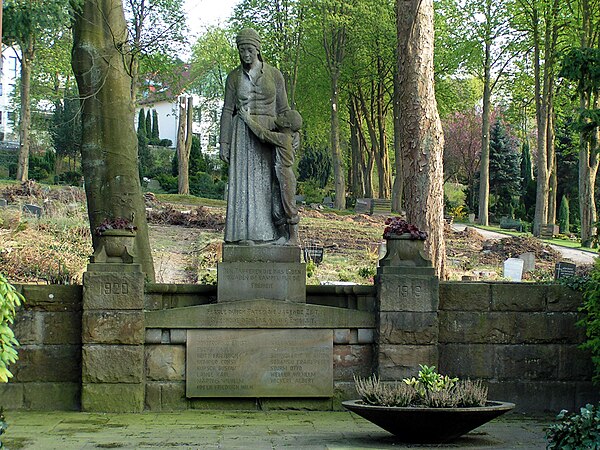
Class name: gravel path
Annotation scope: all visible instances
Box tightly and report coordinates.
[452,224,597,266]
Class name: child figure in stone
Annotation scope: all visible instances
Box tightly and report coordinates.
[239,107,302,246]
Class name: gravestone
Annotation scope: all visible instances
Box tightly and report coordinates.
[519,252,535,272]
[303,245,324,265]
[355,198,371,214]
[22,203,42,218]
[554,261,576,280]
[322,196,334,208]
[503,258,524,281]
[0,199,6,207]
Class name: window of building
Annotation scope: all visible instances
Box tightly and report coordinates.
[0,111,3,125]
[8,56,18,78]
[0,83,3,96]
[208,134,217,147]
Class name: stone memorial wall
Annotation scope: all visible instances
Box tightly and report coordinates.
[2,280,598,413]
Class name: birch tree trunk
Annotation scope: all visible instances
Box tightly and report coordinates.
[72,0,155,281]
[396,0,446,277]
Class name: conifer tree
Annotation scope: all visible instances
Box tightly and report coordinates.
[137,109,146,138]
[145,110,152,138]
[489,119,522,218]
[151,109,160,141]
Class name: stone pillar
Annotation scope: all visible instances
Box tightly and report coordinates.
[375,238,439,380]
[81,263,145,412]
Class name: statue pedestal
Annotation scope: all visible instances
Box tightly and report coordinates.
[217,244,306,303]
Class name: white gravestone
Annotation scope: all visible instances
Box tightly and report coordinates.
[503,258,524,282]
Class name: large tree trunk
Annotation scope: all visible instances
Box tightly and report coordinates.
[72,0,155,281]
[330,74,346,209]
[532,1,559,235]
[349,97,366,198]
[478,39,492,226]
[532,5,548,236]
[397,0,446,277]
[392,58,403,213]
[577,0,599,247]
[579,91,599,247]
[16,40,34,182]
[177,96,193,195]
[376,75,391,199]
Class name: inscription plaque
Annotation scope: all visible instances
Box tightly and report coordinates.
[218,262,306,302]
[186,329,332,397]
[554,261,576,280]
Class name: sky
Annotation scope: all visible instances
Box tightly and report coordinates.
[183,0,240,40]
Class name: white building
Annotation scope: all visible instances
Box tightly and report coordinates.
[0,46,20,142]
[137,81,222,156]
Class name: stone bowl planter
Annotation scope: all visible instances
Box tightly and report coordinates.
[92,229,137,264]
[379,233,430,267]
[342,400,515,443]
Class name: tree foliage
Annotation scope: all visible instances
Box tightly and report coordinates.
[442,110,482,212]
[2,0,72,181]
[51,94,82,168]
[0,273,24,383]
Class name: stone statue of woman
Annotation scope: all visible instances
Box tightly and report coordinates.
[219,28,291,245]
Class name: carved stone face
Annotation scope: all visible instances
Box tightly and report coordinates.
[238,44,259,66]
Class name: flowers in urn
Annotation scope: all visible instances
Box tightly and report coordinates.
[383,217,427,240]
[94,217,137,236]
[91,216,137,264]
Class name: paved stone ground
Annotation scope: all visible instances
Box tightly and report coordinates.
[2,410,551,449]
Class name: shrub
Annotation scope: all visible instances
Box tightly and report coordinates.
[354,366,488,408]
[546,403,600,449]
[0,407,6,449]
[54,171,83,186]
[358,266,375,280]
[156,174,178,193]
[0,273,24,383]
[354,375,416,407]
[158,139,173,147]
[190,172,225,200]
[297,180,326,204]
[578,258,600,384]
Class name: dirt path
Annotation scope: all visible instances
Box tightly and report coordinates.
[452,224,597,266]
[148,224,202,283]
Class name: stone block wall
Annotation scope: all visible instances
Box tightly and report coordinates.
[2,281,597,413]
[1,285,82,410]
[438,282,598,413]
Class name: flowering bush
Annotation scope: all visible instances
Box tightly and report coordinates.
[383,217,428,240]
[94,217,137,235]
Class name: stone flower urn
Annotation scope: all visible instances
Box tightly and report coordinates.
[90,218,137,264]
[379,218,431,267]
[379,233,430,267]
